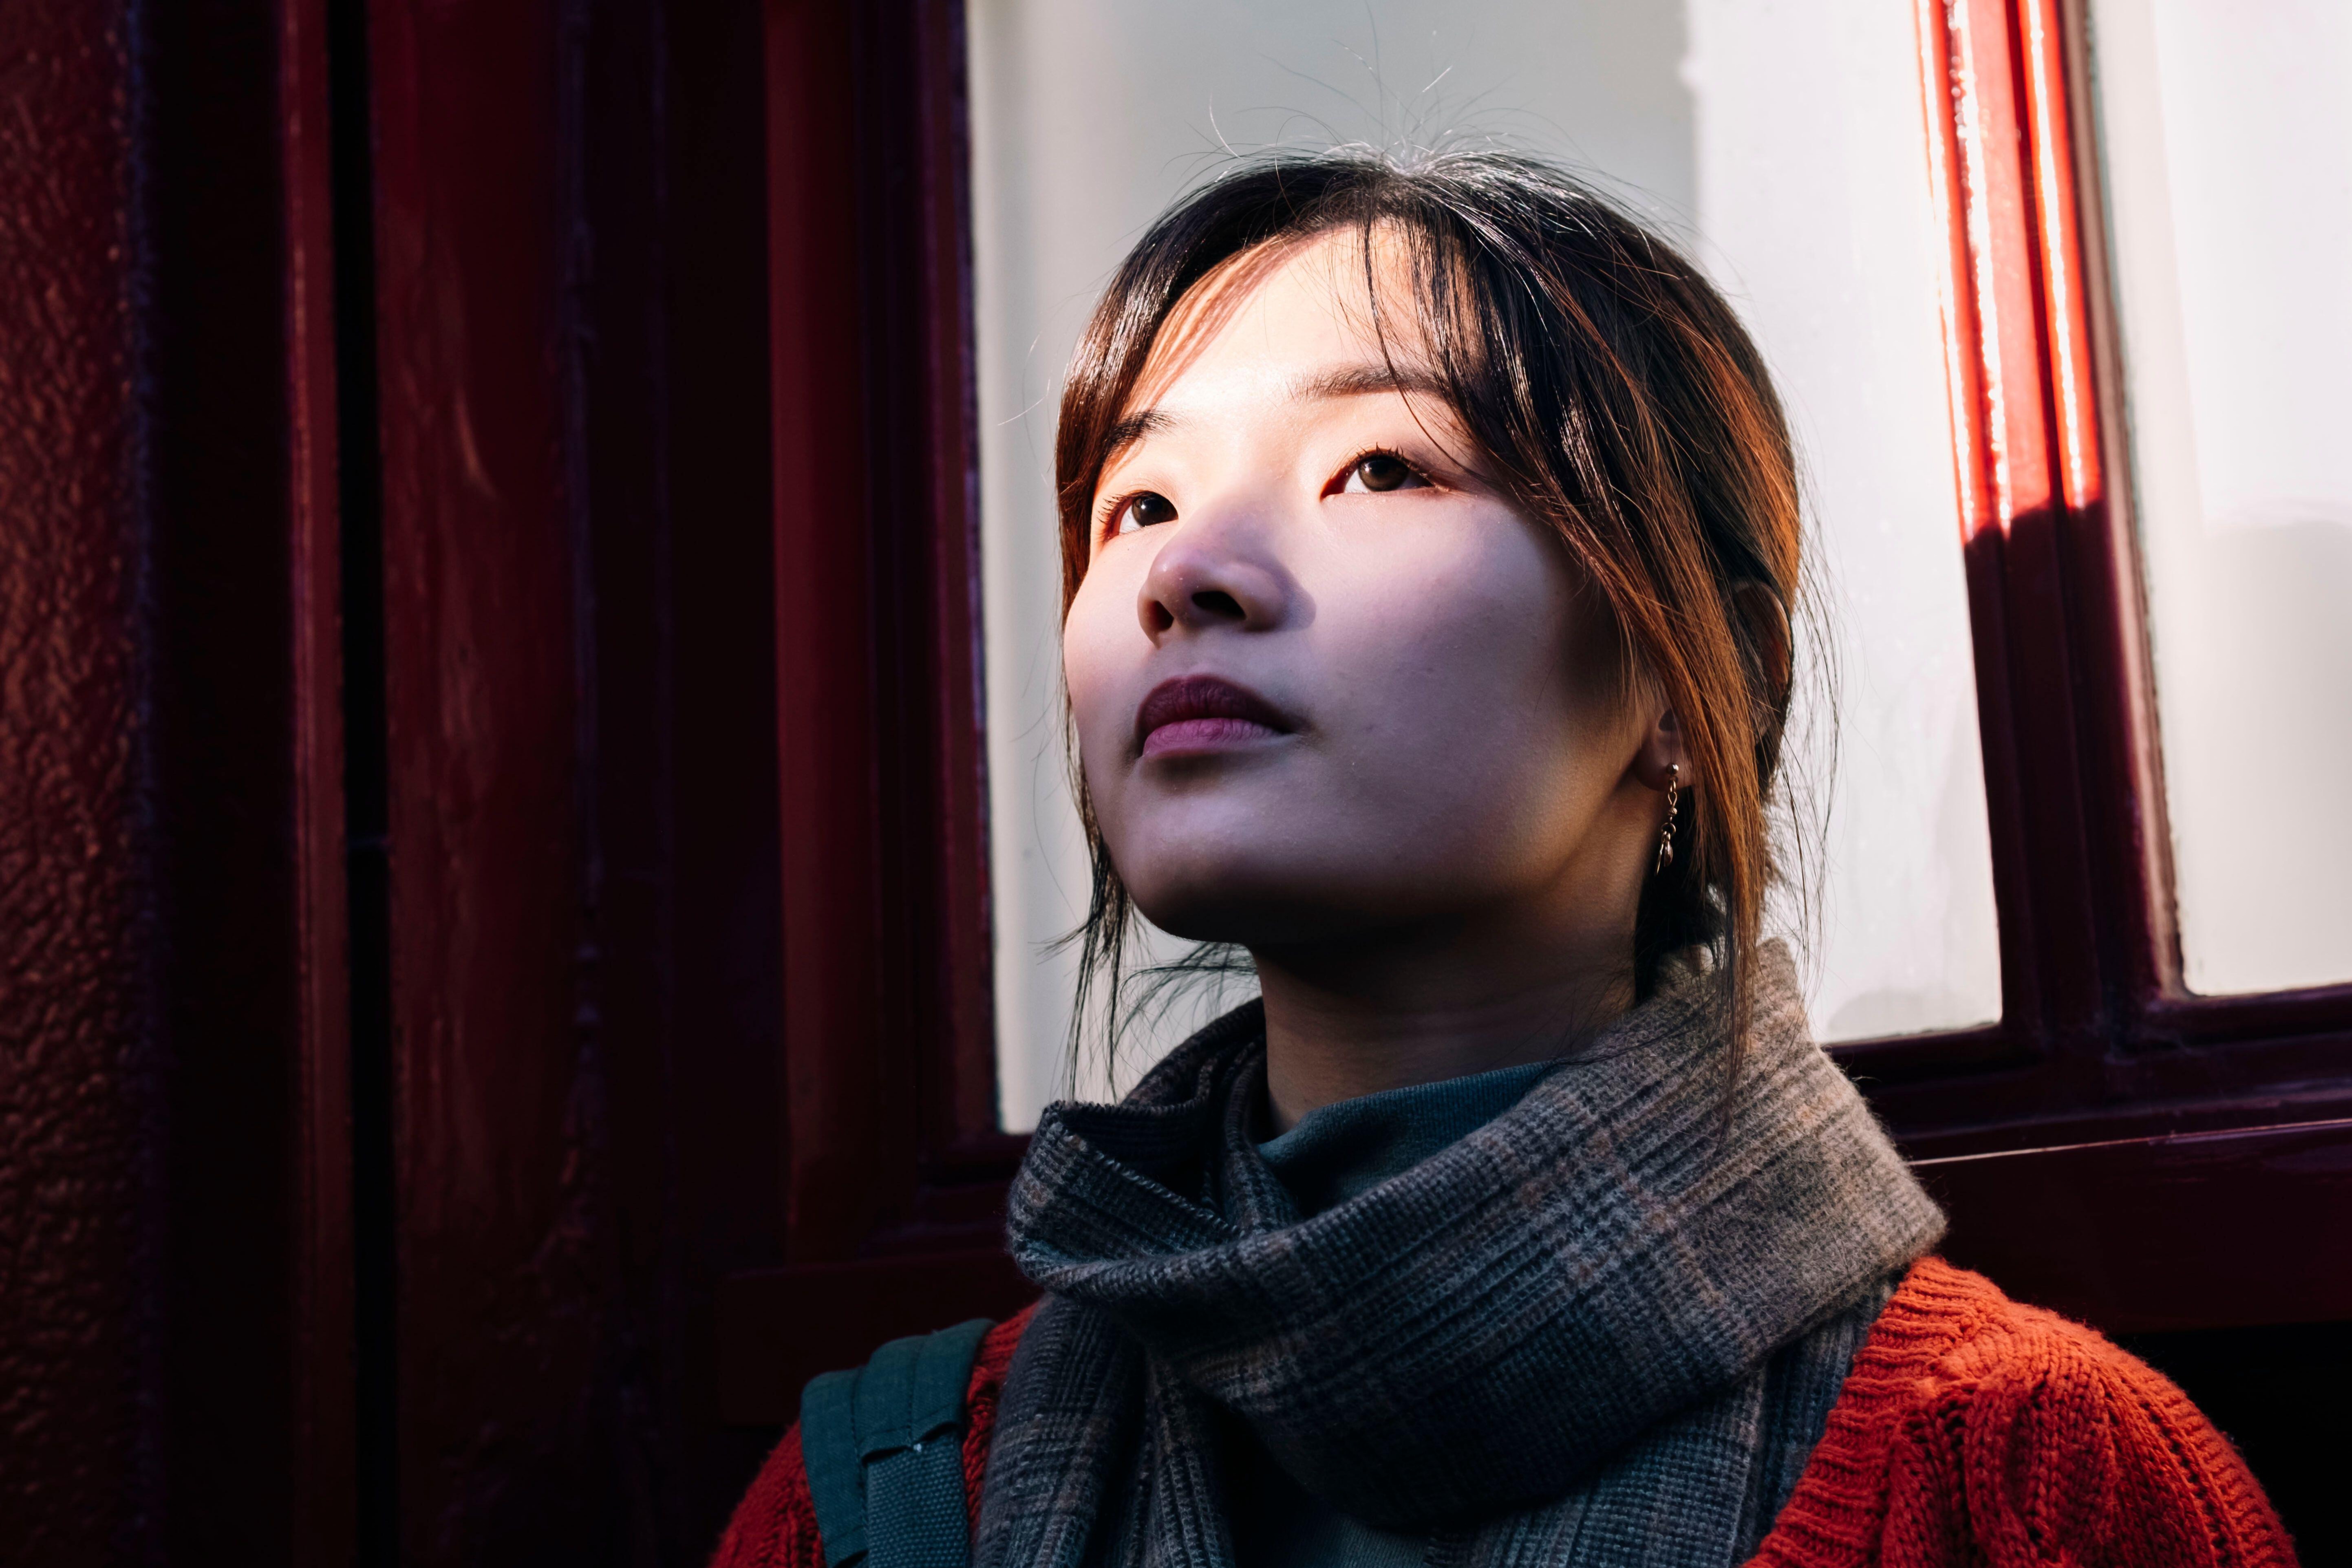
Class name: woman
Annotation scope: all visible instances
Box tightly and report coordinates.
[715,152,2292,1568]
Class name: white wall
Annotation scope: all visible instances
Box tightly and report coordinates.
[1683,0,2001,1040]
[2087,0,2352,996]
[970,0,2003,1129]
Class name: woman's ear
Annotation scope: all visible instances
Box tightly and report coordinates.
[1636,706,1692,792]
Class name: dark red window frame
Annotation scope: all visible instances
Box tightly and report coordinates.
[1856,0,2352,1329]
[717,0,2352,1423]
[1852,0,2352,1120]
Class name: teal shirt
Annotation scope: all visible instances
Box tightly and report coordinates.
[1255,1057,1563,1218]
[1233,1059,1564,1568]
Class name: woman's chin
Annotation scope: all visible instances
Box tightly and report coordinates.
[1124,871,1402,949]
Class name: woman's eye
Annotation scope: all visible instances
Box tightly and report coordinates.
[1340,453,1428,494]
[1115,491,1178,534]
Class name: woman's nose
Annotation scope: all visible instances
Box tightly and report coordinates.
[1136,519,1291,640]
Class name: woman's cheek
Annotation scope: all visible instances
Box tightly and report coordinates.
[1062,569,1141,789]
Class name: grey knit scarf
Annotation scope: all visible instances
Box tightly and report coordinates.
[974,946,1944,1568]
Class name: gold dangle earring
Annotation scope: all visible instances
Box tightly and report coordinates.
[1653,763,1681,875]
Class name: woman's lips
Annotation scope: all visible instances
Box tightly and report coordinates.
[1135,675,1293,759]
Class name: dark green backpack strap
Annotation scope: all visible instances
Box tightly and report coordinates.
[801,1318,994,1568]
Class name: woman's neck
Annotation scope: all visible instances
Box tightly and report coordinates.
[1249,909,1637,1134]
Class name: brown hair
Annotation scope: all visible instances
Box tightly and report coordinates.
[1055,150,1803,1081]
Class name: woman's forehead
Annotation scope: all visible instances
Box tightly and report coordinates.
[1123,227,1441,418]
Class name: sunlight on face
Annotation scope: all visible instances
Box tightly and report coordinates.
[1062,227,1647,949]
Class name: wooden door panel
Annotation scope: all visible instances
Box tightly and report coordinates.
[1928,1121,2352,1334]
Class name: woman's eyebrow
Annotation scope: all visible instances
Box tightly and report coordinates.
[1103,363,1452,462]
[1101,406,1177,460]
[1291,362,1453,402]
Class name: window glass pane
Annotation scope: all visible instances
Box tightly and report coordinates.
[973,0,2002,1130]
[2087,0,2352,996]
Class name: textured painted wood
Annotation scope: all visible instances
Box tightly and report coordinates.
[357,0,802,1558]
[1926,1119,2352,1334]
[280,0,359,1553]
[364,0,607,1559]
[733,0,1016,1418]
[769,0,892,1264]
[144,0,354,1559]
[0,8,153,1560]
[652,0,803,1546]
[0,1,356,1561]
[715,1253,1035,1427]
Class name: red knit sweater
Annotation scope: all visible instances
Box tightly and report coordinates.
[709,1258,2297,1568]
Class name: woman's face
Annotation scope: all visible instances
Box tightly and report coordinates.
[1063,229,1658,951]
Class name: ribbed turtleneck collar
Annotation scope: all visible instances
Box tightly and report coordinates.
[1254,1056,1561,1219]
